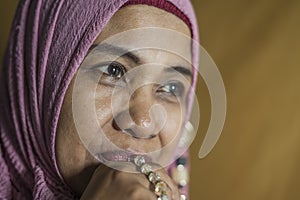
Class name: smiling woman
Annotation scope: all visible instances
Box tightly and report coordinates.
[0,0,199,199]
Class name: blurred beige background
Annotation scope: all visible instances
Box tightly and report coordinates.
[1,1,300,200]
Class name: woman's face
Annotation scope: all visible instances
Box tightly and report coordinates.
[56,5,192,194]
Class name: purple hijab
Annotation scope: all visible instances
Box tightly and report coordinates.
[0,0,199,199]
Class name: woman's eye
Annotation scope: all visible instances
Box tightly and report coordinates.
[97,62,126,78]
[158,82,185,97]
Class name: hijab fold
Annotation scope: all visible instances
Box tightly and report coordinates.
[0,0,198,199]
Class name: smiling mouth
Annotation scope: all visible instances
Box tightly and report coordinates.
[97,150,152,163]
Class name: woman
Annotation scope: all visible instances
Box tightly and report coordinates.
[0,0,199,199]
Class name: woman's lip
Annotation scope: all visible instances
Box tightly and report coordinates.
[98,151,152,163]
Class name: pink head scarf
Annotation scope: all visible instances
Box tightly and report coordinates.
[0,0,199,199]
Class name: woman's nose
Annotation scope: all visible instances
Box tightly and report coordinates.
[113,86,166,139]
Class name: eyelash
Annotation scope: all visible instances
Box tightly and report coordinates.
[92,61,186,98]
[95,61,127,79]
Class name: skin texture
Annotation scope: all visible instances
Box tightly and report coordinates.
[56,5,191,199]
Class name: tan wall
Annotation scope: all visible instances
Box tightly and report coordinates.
[1,1,300,199]
[190,0,300,199]
[0,0,18,63]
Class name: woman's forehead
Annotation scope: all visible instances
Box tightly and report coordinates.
[81,5,194,84]
[94,5,191,44]
[88,43,192,67]
[83,43,193,83]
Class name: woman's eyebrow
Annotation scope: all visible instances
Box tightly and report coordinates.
[165,66,193,80]
[89,43,140,64]
[89,43,193,80]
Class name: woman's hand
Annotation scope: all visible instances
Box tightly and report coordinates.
[80,164,180,200]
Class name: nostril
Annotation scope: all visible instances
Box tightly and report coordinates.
[112,119,121,131]
[112,117,154,138]
[123,128,156,139]
[123,129,137,138]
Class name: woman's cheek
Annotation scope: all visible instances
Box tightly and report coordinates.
[95,86,114,125]
[161,105,184,147]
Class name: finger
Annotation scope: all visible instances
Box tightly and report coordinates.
[83,165,158,200]
[127,185,157,200]
[113,171,158,200]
